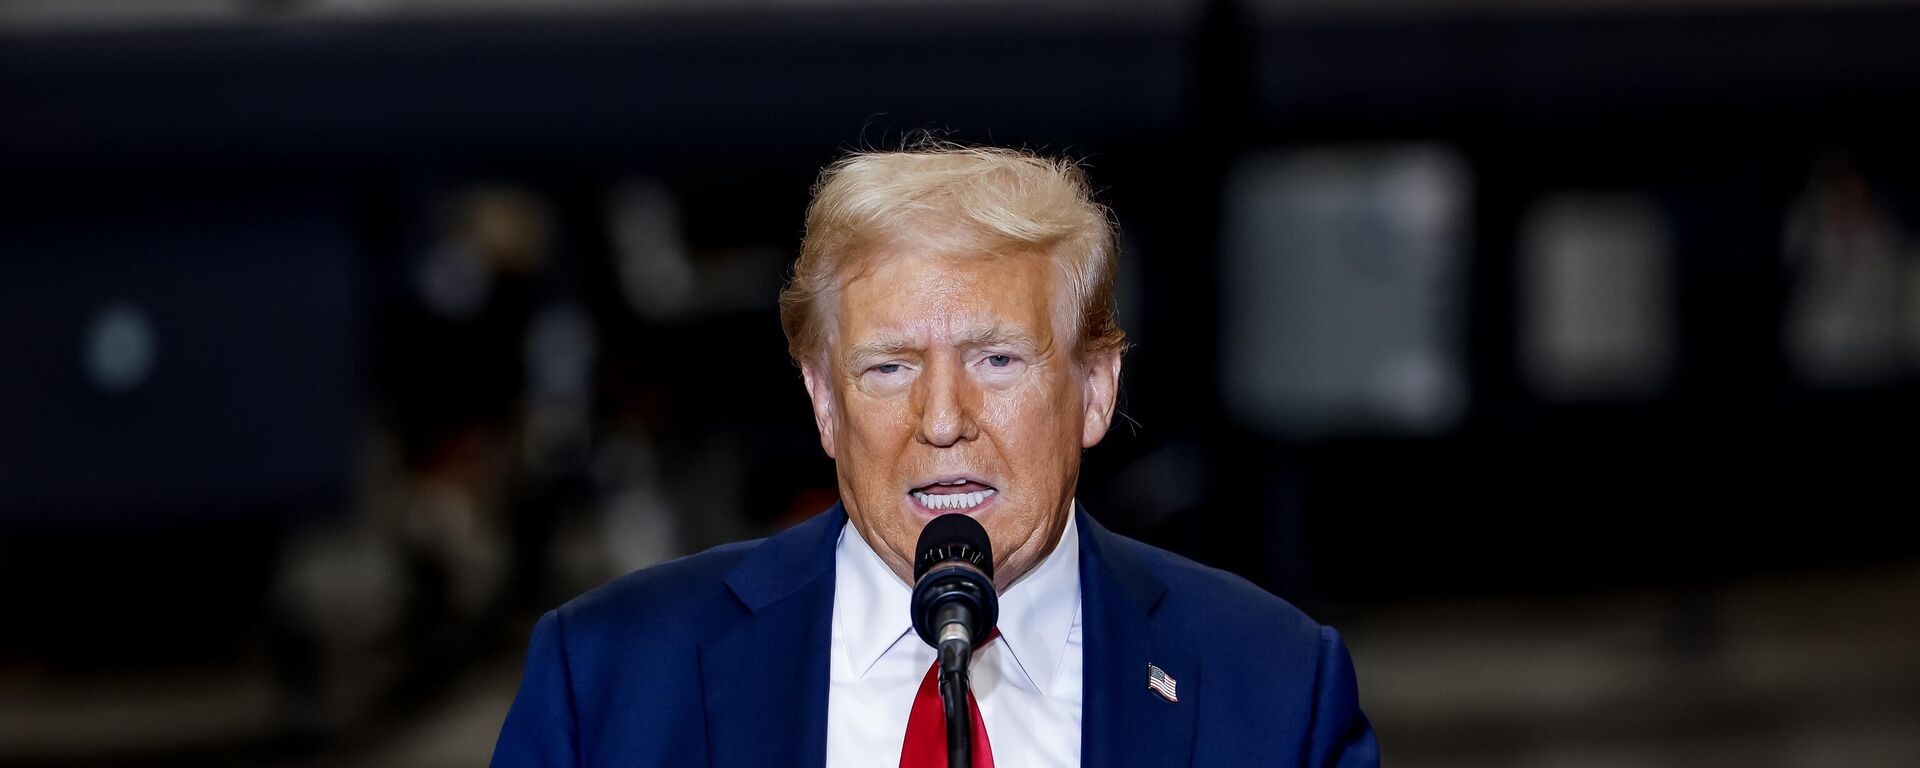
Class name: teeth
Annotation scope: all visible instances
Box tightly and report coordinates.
[912,489,996,511]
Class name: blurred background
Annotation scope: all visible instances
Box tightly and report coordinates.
[3,0,1918,766]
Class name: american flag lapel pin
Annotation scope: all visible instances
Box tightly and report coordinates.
[1146,663,1179,702]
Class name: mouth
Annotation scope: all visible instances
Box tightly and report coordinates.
[908,475,999,513]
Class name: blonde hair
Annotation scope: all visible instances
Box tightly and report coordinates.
[780,144,1125,366]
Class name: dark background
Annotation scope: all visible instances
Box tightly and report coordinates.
[2,1,1916,766]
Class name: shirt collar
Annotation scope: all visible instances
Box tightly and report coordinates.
[992,511,1080,695]
[833,519,917,680]
[832,511,1082,695]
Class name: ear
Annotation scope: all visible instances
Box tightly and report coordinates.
[1079,350,1122,448]
[801,362,838,459]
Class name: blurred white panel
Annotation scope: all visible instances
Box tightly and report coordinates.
[1221,145,1470,437]
[1518,193,1675,401]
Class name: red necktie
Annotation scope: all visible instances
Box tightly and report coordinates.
[898,634,996,768]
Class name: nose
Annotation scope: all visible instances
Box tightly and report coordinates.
[914,357,980,447]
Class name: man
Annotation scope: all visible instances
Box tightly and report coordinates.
[491,145,1378,767]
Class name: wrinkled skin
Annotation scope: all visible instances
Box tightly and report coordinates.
[801,247,1121,591]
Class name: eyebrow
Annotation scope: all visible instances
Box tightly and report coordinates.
[840,337,913,376]
[843,338,915,370]
[953,325,1042,352]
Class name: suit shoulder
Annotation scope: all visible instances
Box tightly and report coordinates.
[553,537,762,641]
[1111,534,1325,646]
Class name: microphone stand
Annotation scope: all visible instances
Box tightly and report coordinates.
[938,637,972,768]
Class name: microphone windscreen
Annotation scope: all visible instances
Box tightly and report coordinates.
[913,513,994,582]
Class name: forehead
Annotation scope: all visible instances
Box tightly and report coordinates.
[833,248,1064,347]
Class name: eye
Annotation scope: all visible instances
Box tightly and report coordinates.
[985,354,1013,368]
[874,363,904,374]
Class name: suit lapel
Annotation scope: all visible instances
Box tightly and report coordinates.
[1078,509,1199,768]
[699,506,845,768]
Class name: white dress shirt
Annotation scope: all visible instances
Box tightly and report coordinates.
[826,513,1084,768]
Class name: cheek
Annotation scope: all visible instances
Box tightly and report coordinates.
[985,375,1083,457]
[835,398,915,524]
[840,394,913,454]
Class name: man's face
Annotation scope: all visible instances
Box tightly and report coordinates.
[802,246,1120,590]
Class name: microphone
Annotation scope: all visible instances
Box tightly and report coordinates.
[910,513,1000,661]
[908,513,999,768]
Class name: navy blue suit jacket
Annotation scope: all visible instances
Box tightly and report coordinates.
[491,505,1379,767]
